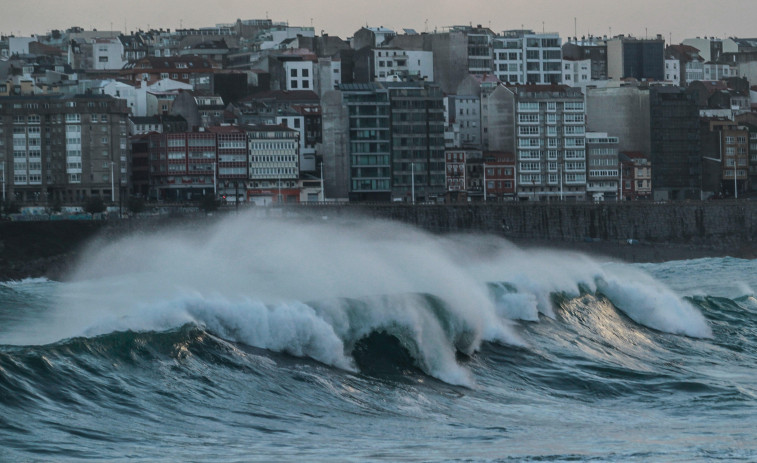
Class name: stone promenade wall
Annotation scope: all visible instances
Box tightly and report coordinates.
[300,201,757,245]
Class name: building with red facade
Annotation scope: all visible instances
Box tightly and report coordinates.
[619,151,652,200]
[148,130,218,201]
[208,125,247,202]
[483,152,516,201]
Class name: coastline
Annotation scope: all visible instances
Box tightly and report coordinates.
[1,217,755,282]
[507,237,757,264]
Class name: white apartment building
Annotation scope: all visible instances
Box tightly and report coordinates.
[284,60,315,91]
[703,62,737,81]
[92,38,126,71]
[508,85,586,201]
[665,59,681,85]
[585,132,620,201]
[373,49,433,81]
[444,95,481,148]
[562,59,591,87]
[493,30,562,85]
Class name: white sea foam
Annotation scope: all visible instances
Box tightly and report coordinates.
[0,277,51,287]
[0,212,713,384]
[595,265,713,338]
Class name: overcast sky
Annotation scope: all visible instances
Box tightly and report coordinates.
[3,0,756,43]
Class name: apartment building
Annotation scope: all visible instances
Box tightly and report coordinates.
[493,30,562,85]
[507,84,587,201]
[246,125,300,205]
[585,132,619,201]
[0,94,129,204]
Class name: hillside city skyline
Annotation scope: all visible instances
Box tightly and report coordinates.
[3,0,757,43]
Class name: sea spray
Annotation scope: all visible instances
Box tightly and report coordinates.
[0,212,712,382]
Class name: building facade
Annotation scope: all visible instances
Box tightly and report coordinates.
[246,125,300,205]
[508,84,587,201]
[607,36,665,81]
[385,82,446,202]
[0,94,129,204]
[493,30,562,85]
[649,87,702,200]
[585,132,620,201]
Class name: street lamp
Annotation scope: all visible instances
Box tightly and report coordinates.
[483,162,487,202]
[411,161,415,205]
[110,161,115,203]
[319,160,325,202]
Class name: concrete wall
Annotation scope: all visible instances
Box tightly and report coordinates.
[317,90,350,199]
[297,201,757,246]
[586,86,650,155]
[483,86,515,152]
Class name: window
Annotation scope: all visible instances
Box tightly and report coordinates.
[290,69,298,77]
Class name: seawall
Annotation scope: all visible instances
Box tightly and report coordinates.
[318,200,757,244]
[2,201,756,280]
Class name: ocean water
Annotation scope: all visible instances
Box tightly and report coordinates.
[1,215,755,462]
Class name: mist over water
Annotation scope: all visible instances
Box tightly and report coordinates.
[1,212,711,381]
[2,212,756,461]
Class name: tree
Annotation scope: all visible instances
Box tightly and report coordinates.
[83,196,106,214]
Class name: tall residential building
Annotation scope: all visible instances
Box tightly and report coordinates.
[321,81,445,202]
[208,125,248,201]
[649,87,701,200]
[385,81,446,201]
[337,83,392,201]
[148,130,218,201]
[246,125,300,205]
[585,132,620,201]
[452,25,495,75]
[507,84,587,201]
[0,94,129,204]
[493,30,562,85]
[607,35,665,81]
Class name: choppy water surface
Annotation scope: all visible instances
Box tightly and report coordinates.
[1,216,755,462]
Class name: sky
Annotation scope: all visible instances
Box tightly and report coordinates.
[3,0,757,44]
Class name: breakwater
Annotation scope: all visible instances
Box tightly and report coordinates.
[301,200,757,244]
[2,200,756,280]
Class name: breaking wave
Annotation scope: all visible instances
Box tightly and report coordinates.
[0,213,713,385]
